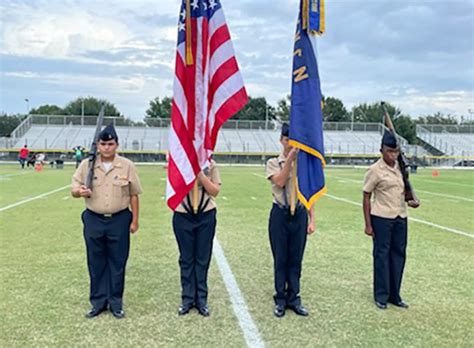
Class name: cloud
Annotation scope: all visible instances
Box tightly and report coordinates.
[0,0,473,120]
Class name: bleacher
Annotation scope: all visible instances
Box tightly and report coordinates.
[416,125,474,156]
[9,116,402,155]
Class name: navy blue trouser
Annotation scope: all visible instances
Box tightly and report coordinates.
[82,209,132,311]
[173,209,216,308]
[372,215,408,304]
[269,204,308,307]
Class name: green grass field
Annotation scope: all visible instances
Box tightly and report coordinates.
[1,163,473,347]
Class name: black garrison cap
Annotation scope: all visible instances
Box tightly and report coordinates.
[98,123,118,142]
[381,130,398,149]
[281,123,290,137]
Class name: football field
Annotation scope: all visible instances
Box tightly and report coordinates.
[1,163,473,347]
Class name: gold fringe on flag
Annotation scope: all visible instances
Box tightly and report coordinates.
[318,0,325,35]
[185,0,194,65]
[302,0,309,30]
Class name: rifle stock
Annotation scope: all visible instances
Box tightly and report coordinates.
[380,102,419,203]
[85,105,105,189]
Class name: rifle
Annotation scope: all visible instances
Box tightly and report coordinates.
[85,105,105,189]
[381,102,420,206]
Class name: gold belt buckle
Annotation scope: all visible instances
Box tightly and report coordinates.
[104,213,112,218]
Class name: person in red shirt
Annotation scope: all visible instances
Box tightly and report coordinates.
[19,145,29,169]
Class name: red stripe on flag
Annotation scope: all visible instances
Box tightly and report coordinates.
[210,25,230,53]
[206,87,248,150]
[167,156,195,210]
[171,101,201,174]
[208,57,240,112]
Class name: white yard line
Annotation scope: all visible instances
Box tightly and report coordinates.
[416,178,473,188]
[329,175,474,203]
[0,185,70,212]
[0,172,31,179]
[253,172,474,239]
[324,194,474,239]
[213,238,265,348]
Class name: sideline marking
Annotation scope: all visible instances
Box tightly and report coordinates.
[253,173,474,239]
[0,185,70,212]
[324,194,474,239]
[329,175,474,203]
[213,238,265,348]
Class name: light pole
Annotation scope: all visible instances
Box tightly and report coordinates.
[81,98,85,126]
[265,102,269,130]
[24,98,30,114]
[468,109,474,132]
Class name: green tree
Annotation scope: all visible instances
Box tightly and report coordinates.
[351,102,417,143]
[146,96,172,119]
[233,96,275,121]
[350,102,401,123]
[275,95,290,121]
[0,114,25,137]
[393,115,416,144]
[64,97,122,116]
[416,112,458,125]
[322,96,350,122]
[29,104,64,115]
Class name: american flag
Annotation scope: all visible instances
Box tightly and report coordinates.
[166,0,248,210]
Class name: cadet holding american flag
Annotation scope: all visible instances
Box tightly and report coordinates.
[166,0,247,317]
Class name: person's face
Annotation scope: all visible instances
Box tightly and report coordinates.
[280,135,291,154]
[99,139,118,159]
[381,145,399,166]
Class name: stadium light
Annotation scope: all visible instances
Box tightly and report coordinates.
[24,98,30,114]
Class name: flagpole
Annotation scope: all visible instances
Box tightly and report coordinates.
[290,158,297,216]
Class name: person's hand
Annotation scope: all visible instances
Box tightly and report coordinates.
[130,221,139,234]
[79,185,92,198]
[307,220,315,235]
[365,225,374,237]
[288,148,298,163]
[408,200,420,208]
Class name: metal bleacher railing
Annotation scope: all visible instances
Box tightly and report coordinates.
[416,124,474,156]
[6,115,409,155]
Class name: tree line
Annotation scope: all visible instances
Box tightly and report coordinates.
[1,96,470,143]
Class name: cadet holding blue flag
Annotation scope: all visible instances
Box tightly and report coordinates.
[264,0,326,318]
[266,124,315,318]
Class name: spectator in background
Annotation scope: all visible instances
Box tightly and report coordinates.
[27,153,36,168]
[18,145,29,169]
[73,146,86,168]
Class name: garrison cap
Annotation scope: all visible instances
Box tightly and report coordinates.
[98,123,118,142]
[381,130,398,149]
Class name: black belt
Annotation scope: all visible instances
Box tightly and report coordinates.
[273,202,305,212]
[86,208,129,219]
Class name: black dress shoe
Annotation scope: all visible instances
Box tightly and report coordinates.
[197,306,210,317]
[85,307,107,318]
[375,301,387,310]
[274,305,285,318]
[111,309,125,319]
[178,305,192,316]
[391,300,409,309]
[291,305,309,316]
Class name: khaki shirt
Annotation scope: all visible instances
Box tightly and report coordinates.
[72,155,142,214]
[175,160,221,213]
[363,158,407,219]
[266,153,296,207]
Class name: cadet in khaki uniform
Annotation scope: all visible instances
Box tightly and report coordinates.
[363,131,418,310]
[266,123,315,318]
[72,124,142,319]
[173,159,221,317]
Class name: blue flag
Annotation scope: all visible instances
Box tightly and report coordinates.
[289,0,326,209]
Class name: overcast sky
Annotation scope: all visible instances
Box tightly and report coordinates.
[1,0,473,120]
